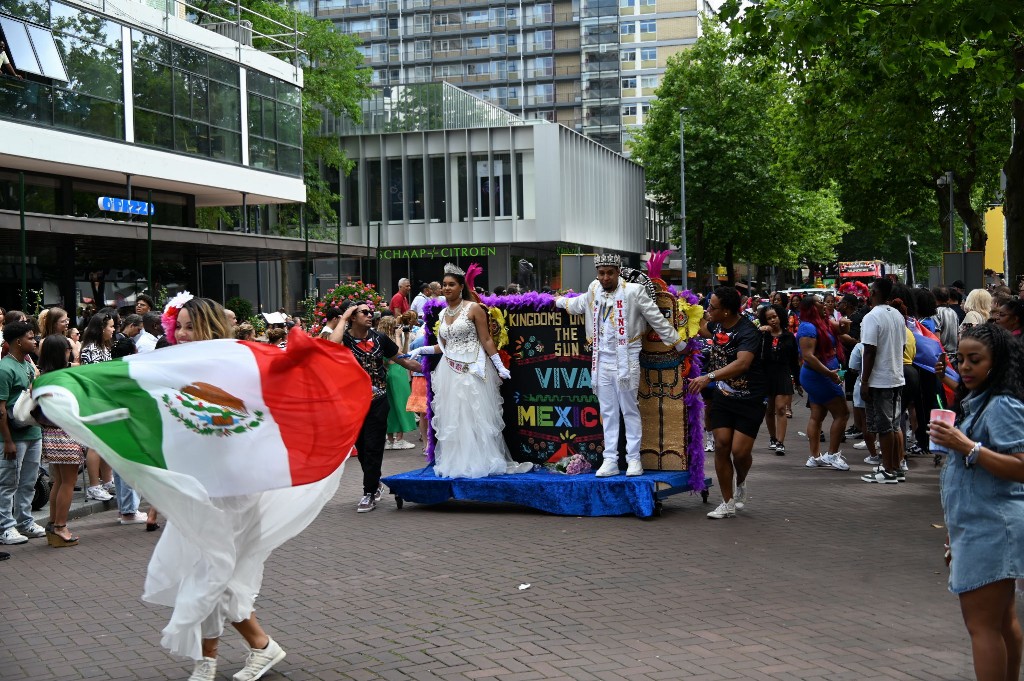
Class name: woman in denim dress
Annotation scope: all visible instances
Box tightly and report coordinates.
[929,324,1024,681]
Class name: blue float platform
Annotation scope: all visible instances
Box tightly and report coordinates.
[381,465,712,518]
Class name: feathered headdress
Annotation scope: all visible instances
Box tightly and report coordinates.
[464,262,483,292]
[161,291,194,344]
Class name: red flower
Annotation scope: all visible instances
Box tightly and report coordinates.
[714,332,730,345]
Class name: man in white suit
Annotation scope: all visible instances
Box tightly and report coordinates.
[555,254,688,477]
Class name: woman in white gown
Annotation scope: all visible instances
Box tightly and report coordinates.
[409,263,528,478]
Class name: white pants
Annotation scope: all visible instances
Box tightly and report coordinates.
[596,353,642,462]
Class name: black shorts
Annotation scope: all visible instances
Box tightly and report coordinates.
[765,365,794,396]
[708,396,765,439]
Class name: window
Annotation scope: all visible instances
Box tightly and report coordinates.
[247,71,302,175]
[466,10,489,23]
[640,46,656,60]
[640,74,659,88]
[620,0,636,6]
[622,104,637,116]
[621,77,636,89]
[639,20,656,33]
[466,36,487,49]
[620,48,636,62]
[640,0,656,5]
[434,39,451,52]
[433,14,450,26]
[640,103,650,114]
[0,15,68,81]
[619,22,636,35]
[133,30,242,159]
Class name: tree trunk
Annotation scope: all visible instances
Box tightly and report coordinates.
[953,183,987,253]
[1005,44,1024,281]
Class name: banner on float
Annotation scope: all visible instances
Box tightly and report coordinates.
[500,308,606,466]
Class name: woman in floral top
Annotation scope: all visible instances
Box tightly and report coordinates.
[79,312,115,500]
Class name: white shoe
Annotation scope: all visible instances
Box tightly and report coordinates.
[625,460,643,476]
[900,458,909,471]
[827,452,850,471]
[0,528,28,545]
[595,459,619,477]
[853,440,869,450]
[707,499,736,519]
[507,461,534,474]
[863,455,881,466]
[22,522,47,538]
[85,485,113,501]
[384,440,394,450]
[189,657,217,681]
[704,432,715,452]
[233,638,286,681]
[734,482,747,511]
[805,455,831,468]
[119,512,148,525]
[102,480,116,494]
[391,439,415,450]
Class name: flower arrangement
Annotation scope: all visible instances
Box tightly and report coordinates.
[309,280,384,336]
[546,452,592,475]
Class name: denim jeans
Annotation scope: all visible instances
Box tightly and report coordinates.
[0,438,42,532]
[113,470,139,515]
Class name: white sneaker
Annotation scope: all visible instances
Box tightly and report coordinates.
[595,459,619,477]
[21,522,47,538]
[863,455,881,466]
[625,460,643,476]
[853,440,869,450]
[827,452,850,471]
[707,499,736,519]
[102,480,116,495]
[119,512,148,525]
[704,432,715,453]
[233,638,286,681]
[734,482,747,511]
[805,455,831,468]
[189,657,217,681]
[0,528,28,545]
[85,485,113,501]
[391,439,415,450]
[507,461,534,474]
[900,458,909,471]
[384,440,394,450]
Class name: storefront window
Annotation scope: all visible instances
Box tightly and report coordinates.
[387,158,403,221]
[0,169,59,213]
[409,157,424,221]
[430,156,446,222]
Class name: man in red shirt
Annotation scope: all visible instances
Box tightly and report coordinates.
[390,278,411,316]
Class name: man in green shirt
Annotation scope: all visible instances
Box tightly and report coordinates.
[0,321,46,545]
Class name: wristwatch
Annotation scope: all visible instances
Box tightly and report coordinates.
[708,372,716,381]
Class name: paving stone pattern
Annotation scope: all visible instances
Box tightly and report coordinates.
[1,403,1015,680]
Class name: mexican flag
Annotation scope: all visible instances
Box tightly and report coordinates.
[33,328,370,497]
[30,329,372,660]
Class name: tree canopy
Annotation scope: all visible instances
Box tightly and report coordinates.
[720,0,1022,277]
[629,19,851,281]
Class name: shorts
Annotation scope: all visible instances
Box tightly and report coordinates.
[865,387,902,434]
[708,396,765,439]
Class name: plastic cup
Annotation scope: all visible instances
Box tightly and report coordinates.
[929,409,957,454]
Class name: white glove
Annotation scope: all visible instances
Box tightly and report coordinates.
[490,353,511,380]
[409,345,438,359]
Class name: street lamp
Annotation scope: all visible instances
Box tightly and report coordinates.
[906,234,917,287]
[679,107,689,290]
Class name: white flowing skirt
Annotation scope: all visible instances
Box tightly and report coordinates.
[430,358,511,479]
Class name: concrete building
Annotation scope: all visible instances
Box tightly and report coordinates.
[0,0,364,313]
[298,0,712,153]
[322,83,669,290]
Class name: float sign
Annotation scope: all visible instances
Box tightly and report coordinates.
[502,308,605,466]
[97,196,155,216]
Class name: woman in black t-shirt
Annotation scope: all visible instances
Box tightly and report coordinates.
[689,286,767,519]
[758,304,801,456]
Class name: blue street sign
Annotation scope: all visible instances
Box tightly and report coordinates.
[97,196,155,215]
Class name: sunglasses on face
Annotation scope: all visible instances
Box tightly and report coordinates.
[356,309,372,316]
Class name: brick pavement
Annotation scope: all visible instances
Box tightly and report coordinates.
[1,404,1015,681]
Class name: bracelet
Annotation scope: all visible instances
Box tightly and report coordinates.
[966,441,983,467]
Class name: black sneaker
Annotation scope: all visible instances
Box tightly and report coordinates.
[768,438,778,450]
[775,443,786,456]
[860,468,898,484]
[846,427,863,439]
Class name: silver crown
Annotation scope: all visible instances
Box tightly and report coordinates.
[443,262,465,277]
[594,253,622,268]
